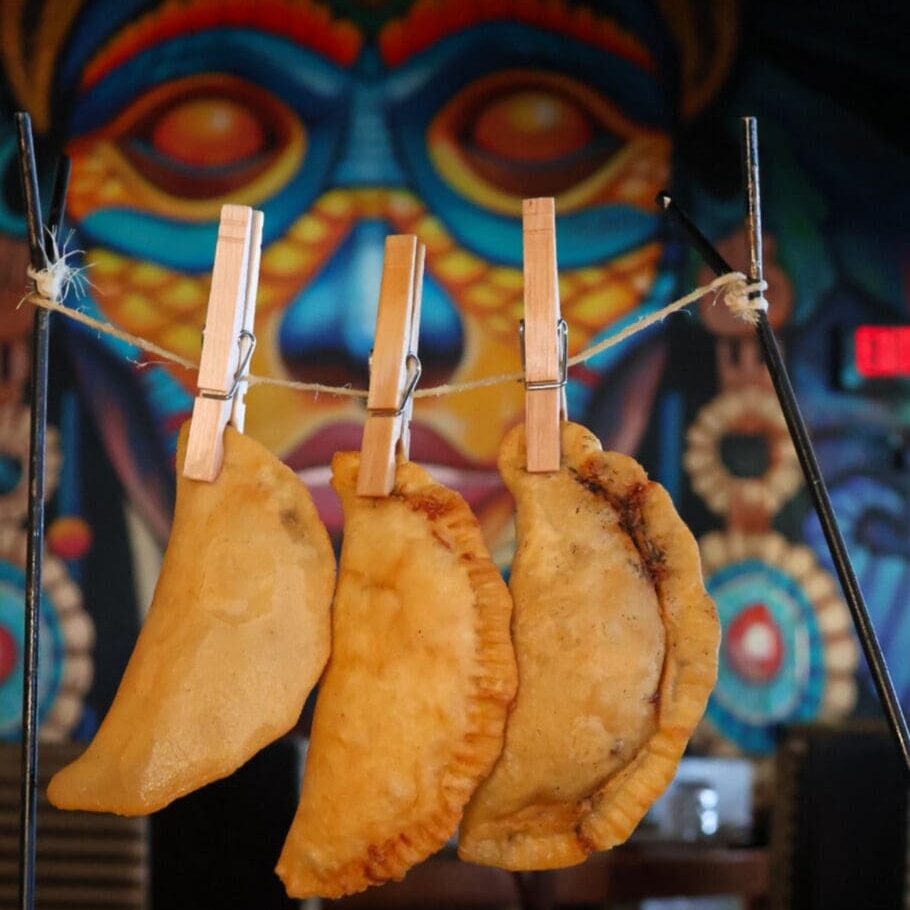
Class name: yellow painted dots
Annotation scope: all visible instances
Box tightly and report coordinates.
[118,292,164,333]
[261,239,304,277]
[160,277,206,315]
[160,323,202,361]
[317,189,354,220]
[489,268,523,291]
[290,214,328,244]
[129,261,169,290]
[570,283,636,326]
[463,283,506,311]
[435,249,485,284]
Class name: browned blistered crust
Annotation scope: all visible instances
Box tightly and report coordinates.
[276,453,517,898]
[458,422,720,870]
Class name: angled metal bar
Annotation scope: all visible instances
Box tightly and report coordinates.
[656,119,910,775]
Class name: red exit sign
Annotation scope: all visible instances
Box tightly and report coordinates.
[855,326,910,378]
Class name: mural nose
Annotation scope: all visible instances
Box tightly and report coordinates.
[278,218,463,390]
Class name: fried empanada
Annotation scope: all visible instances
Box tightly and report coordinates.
[48,423,335,815]
[277,453,517,898]
[459,422,719,870]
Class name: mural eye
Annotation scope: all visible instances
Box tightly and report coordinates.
[429,69,639,209]
[151,97,266,167]
[108,74,304,199]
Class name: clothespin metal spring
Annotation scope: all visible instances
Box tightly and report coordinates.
[365,351,422,417]
[198,329,257,402]
[519,318,568,392]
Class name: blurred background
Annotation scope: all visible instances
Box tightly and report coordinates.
[0,0,907,907]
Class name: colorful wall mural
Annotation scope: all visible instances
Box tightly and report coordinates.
[0,0,906,757]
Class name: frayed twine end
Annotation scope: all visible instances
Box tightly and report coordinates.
[23,228,89,305]
[26,259,87,305]
[722,278,769,325]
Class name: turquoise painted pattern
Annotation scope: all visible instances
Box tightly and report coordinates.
[706,559,826,754]
[0,562,65,739]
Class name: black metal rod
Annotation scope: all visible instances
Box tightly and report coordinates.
[15,112,70,910]
[655,125,910,776]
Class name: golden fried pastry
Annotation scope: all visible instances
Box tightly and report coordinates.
[48,423,335,815]
[277,453,517,898]
[459,421,719,870]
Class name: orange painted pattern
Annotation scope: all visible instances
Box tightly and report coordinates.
[81,0,362,91]
[380,0,654,72]
[84,187,658,380]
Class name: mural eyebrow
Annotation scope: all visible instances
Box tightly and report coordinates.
[379,0,655,72]
[79,0,362,91]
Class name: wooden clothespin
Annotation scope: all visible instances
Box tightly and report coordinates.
[521,197,567,473]
[183,203,264,481]
[357,234,425,497]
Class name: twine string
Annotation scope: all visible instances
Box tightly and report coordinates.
[20,269,763,400]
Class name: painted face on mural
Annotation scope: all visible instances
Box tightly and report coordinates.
[2,0,704,543]
[3,0,909,745]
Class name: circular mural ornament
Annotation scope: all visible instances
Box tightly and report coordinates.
[684,387,802,518]
[697,531,857,755]
[0,402,61,525]
[0,525,94,741]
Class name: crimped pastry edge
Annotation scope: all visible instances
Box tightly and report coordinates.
[277,452,517,897]
[458,422,719,869]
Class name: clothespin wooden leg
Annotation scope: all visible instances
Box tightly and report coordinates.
[184,204,264,482]
[230,209,263,434]
[398,241,425,462]
[358,235,425,497]
[522,198,565,473]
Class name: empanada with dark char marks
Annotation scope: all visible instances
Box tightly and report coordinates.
[277,452,517,898]
[459,421,719,870]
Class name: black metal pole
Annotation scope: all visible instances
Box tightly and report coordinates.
[15,111,71,910]
[655,120,910,776]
